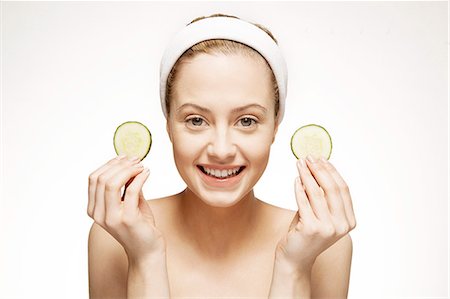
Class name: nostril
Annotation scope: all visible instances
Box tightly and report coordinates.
[206,140,237,159]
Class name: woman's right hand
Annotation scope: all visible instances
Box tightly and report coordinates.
[87,155,166,265]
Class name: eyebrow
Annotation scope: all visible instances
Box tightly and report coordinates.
[176,103,268,114]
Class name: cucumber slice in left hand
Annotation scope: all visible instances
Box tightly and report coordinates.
[290,124,332,160]
[113,121,152,161]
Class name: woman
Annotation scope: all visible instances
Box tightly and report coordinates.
[87,14,356,298]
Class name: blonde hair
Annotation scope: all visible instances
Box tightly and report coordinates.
[165,13,280,119]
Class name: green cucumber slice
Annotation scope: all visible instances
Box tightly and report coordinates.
[113,121,152,161]
[290,124,332,160]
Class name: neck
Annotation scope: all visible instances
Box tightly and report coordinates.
[177,187,261,260]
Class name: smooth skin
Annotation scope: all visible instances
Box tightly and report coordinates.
[88,52,356,298]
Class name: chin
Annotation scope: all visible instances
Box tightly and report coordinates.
[186,184,244,208]
[202,191,244,208]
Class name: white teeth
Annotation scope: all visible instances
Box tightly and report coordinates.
[202,166,241,178]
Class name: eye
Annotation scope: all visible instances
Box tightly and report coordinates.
[238,117,257,127]
[186,116,206,127]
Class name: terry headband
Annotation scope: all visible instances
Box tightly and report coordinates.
[159,16,288,124]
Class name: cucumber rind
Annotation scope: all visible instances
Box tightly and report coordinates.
[113,121,152,161]
[290,123,332,160]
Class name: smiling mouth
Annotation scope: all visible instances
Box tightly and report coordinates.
[197,165,246,179]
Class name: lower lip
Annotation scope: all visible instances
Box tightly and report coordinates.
[197,166,245,188]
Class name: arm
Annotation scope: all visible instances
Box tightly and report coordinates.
[88,222,171,299]
[269,234,353,299]
[88,222,128,299]
[310,234,353,298]
[127,250,171,299]
[269,257,311,298]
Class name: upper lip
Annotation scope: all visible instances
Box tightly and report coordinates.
[198,164,245,170]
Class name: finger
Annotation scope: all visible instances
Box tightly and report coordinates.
[305,156,347,222]
[88,155,127,218]
[294,176,317,225]
[123,168,150,218]
[103,162,145,221]
[93,158,141,224]
[297,158,332,222]
[321,158,357,229]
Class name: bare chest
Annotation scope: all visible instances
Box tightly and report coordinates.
[166,248,276,298]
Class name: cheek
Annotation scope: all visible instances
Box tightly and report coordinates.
[172,131,203,163]
[238,130,274,162]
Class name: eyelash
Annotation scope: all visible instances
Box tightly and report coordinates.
[185,116,258,128]
[186,117,206,127]
[238,117,257,127]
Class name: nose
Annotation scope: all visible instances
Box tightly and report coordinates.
[206,126,237,162]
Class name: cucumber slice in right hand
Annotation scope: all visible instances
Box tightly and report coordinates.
[290,124,332,160]
[113,121,152,161]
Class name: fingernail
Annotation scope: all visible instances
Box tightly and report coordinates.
[143,168,150,175]
[134,163,144,168]
[320,156,328,163]
[299,158,306,168]
[307,155,316,163]
[128,156,139,161]
[117,154,127,160]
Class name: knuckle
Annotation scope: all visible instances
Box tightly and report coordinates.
[341,183,350,193]
[304,223,319,236]
[105,180,119,192]
[313,163,323,171]
[105,183,113,192]
[323,162,333,170]
[122,214,135,227]
[311,188,323,198]
[325,184,340,195]
[97,174,107,185]
[117,159,127,166]
[350,219,357,230]
[111,157,121,163]
[123,158,136,165]
[104,215,119,228]
[92,215,103,226]
[336,223,350,235]
[321,225,336,237]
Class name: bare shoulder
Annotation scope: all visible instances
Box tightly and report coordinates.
[144,194,180,226]
[88,222,128,299]
[311,234,353,298]
[264,203,297,222]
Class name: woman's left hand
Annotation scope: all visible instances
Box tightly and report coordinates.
[274,155,357,274]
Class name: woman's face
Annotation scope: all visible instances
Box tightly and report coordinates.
[166,52,279,207]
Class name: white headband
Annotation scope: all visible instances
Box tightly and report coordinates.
[159,16,288,124]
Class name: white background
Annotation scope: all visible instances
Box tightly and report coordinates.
[1,1,448,298]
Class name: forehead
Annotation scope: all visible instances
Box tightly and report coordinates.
[172,53,274,110]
